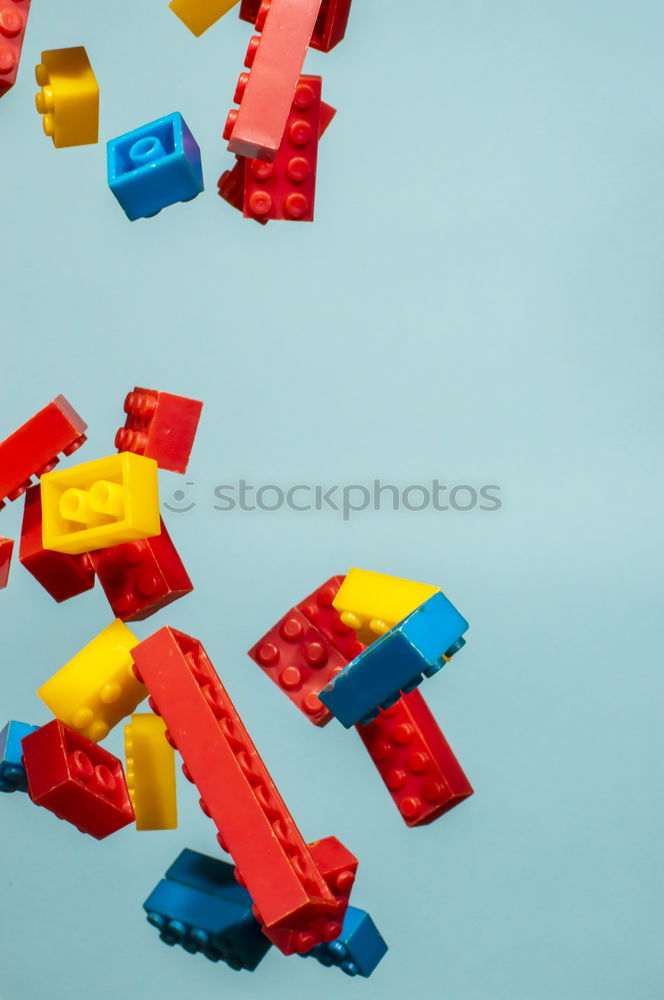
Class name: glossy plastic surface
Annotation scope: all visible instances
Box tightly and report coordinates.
[91,517,192,621]
[107,113,204,221]
[132,626,343,935]
[19,485,95,602]
[21,720,135,838]
[35,46,98,147]
[124,713,177,830]
[115,387,203,474]
[320,592,469,727]
[41,452,160,555]
[0,395,87,510]
[224,0,323,160]
[37,618,145,742]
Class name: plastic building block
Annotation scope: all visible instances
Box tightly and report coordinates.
[297,575,364,661]
[169,0,240,36]
[237,0,261,24]
[90,518,192,621]
[0,0,31,98]
[243,76,321,222]
[144,877,271,970]
[35,47,99,147]
[224,0,324,161]
[333,568,440,644]
[0,721,37,792]
[218,157,268,224]
[19,485,95,602]
[265,836,357,955]
[356,689,473,826]
[40,452,160,555]
[218,98,335,223]
[304,906,387,977]
[0,395,87,511]
[248,607,348,727]
[0,536,13,588]
[309,0,352,51]
[166,849,254,907]
[320,592,469,727]
[114,387,203,474]
[38,618,145,742]
[124,713,177,830]
[131,627,343,935]
[107,113,204,221]
[239,0,351,52]
[21,720,135,838]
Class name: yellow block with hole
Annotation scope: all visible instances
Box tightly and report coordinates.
[41,452,160,555]
[35,47,99,148]
[38,619,145,743]
[124,713,178,830]
[333,569,441,645]
[169,0,240,37]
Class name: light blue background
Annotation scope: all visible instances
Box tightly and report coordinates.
[1,1,662,997]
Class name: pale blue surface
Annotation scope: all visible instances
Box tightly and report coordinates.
[1,1,663,998]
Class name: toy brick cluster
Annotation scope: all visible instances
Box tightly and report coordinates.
[2,0,355,222]
[0,392,473,980]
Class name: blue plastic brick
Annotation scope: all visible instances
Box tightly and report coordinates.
[319,592,469,727]
[0,721,38,792]
[143,877,271,971]
[304,906,388,977]
[107,113,204,221]
[166,849,252,908]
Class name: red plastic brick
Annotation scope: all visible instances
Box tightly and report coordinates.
[0,536,13,588]
[239,0,352,52]
[21,719,135,839]
[310,0,352,51]
[218,156,269,224]
[224,0,324,161]
[131,627,343,934]
[237,0,261,22]
[90,517,193,621]
[0,395,87,510]
[115,388,203,475]
[243,76,321,222]
[356,689,473,827]
[0,0,31,98]
[218,98,335,223]
[265,836,357,954]
[318,98,336,136]
[19,485,95,602]
[297,575,364,661]
[248,608,349,727]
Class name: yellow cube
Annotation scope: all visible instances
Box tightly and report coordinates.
[124,714,178,831]
[169,0,240,37]
[333,568,441,644]
[35,46,99,148]
[41,452,160,555]
[38,619,145,742]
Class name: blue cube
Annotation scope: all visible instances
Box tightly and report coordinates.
[304,906,388,977]
[319,591,469,727]
[107,113,204,221]
[0,721,38,793]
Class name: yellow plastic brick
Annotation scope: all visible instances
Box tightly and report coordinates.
[35,47,99,148]
[332,569,441,644]
[124,713,178,831]
[41,452,160,555]
[38,619,145,742]
[169,0,240,37]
